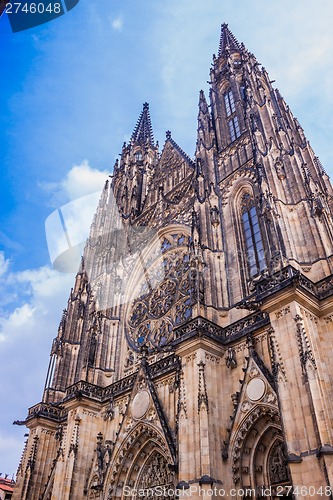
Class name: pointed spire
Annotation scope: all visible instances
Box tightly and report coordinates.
[218,23,241,57]
[196,90,214,152]
[198,89,209,114]
[131,102,155,146]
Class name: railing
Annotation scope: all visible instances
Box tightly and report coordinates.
[174,316,225,341]
[174,312,269,343]
[63,355,178,403]
[255,264,333,300]
[149,354,180,377]
[224,311,269,339]
[65,380,104,401]
[27,402,65,421]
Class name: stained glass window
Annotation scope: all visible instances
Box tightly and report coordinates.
[241,194,266,277]
[127,235,195,350]
[228,116,241,142]
[224,90,235,117]
[224,90,241,142]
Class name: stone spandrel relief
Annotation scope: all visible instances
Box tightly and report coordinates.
[135,452,175,500]
[268,440,289,486]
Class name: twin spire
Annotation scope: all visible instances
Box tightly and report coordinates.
[129,103,192,163]
[130,24,241,149]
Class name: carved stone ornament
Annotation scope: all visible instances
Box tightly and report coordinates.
[136,452,175,497]
[268,440,289,485]
[226,347,237,369]
[274,160,286,180]
[126,236,194,351]
[131,390,150,420]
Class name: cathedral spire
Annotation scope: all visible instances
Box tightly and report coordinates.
[112,103,159,215]
[131,102,155,146]
[218,23,241,57]
[198,89,209,115]
[196,90,214,153]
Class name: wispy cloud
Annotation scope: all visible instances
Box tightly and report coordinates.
[0,253,9,277]
[0,160,108,473]
[111,16,123,31]
[0,253,74,474]
[0,231,23,253]
[40,159,109,206]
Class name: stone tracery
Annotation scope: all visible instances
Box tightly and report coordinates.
[127,233,194,350]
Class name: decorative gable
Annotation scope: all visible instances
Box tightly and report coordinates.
[222,351,291,490]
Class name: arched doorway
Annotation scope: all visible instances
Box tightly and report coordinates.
[231,406,292,499]
[97,423,176,499]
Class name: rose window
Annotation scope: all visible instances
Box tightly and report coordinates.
[149,279,177,318]
[126,234,194,351]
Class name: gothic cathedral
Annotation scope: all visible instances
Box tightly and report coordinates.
[14,24,333,499]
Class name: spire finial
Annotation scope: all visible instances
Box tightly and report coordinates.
[218,23,241,57]
[131,102,155,146]
[198,90,209,117]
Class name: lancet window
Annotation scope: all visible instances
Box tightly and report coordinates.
[224,90,235,116]
[241,193,266,277]
[135,150,143,162]
[224,89,241,142]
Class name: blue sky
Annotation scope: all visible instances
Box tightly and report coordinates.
[1,0,333,476]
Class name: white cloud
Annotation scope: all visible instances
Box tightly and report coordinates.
[42,161,109,272]
[0,160,108,474]
[61,160,109,201]
[0,252,9,277]
[41,160,109,207]
[111,16,123,31]
[3,303,35,330]
[0,263,74,343]
[0,254,74,475]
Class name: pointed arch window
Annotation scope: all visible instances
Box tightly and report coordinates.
[241,194,266,277]
[228,116,240,142]
[135,151,143,162]
[224,89,241,142]
[224,90,235,117]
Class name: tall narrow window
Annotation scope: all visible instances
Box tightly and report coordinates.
[228,116,240,142]
[224,89,241,142]
[135,151,143,162]
[241,194,266,277]
[224,90,235,117]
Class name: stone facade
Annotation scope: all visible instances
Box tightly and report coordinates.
[14,25,333,499]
